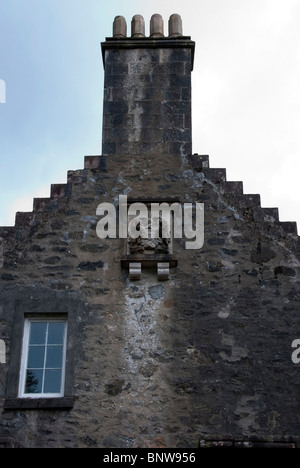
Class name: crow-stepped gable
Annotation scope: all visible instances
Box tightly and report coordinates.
[0,14,300,449]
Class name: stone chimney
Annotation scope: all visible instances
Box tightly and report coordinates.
[101,14,195,158]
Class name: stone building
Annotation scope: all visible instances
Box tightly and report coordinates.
[0,13,300,448]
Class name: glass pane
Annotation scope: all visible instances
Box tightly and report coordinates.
[29,322,47,344]
[44,369,62,393]
[27,346,45,368]
[46,346,63,368]
[48,322,65,344]
[25,369,43,393]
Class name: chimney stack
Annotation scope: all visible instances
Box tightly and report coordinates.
[101,14,195,159]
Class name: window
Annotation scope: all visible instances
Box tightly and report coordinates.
[4,298,77,410]
[19,319,67,398]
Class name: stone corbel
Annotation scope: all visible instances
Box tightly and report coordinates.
[128,261,170,280]
[157,262,169,280]
[129,262,141,280]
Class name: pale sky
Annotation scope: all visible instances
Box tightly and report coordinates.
[0,0,299,231]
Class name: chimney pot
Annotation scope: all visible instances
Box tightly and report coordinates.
[131,15,145,37]
[168,14,183,37]
[113,15,127,38]
[150,14,164,38]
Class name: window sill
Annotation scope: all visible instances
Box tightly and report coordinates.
[4,397,74,410]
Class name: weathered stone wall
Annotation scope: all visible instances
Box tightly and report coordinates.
[0,15,300,448]
[0,152,300,448]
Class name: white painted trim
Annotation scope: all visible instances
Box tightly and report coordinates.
[19,318,67,398]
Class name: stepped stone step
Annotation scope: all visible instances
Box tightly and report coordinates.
[15,212,35,227]
[84,155,107,171]
[67,170,88,184]
[50,183,71,199]
[84,156,100,169]
[0,227,15,239]
[222,181,243,194]
[253,207,279,223]
[188,154,210,171]
[33,198,58,212]
[279,221,298,235]
[204,168,227,183]
[239,194,261,207]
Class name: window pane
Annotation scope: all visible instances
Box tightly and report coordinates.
[25,369,43,393]
[46,346,63,368]
[29,322,47,344]
[44,369,62,393]
[48,322,65,344]
[27,346,45,368]
[20,319,67,397]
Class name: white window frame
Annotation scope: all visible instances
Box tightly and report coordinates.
[19,318,67,398]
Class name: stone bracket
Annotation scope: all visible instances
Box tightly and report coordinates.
[128,261,170,281]
[157,262,169,280]
[129,262,142,280]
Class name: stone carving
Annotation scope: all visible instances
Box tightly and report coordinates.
[128,216,171,255]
